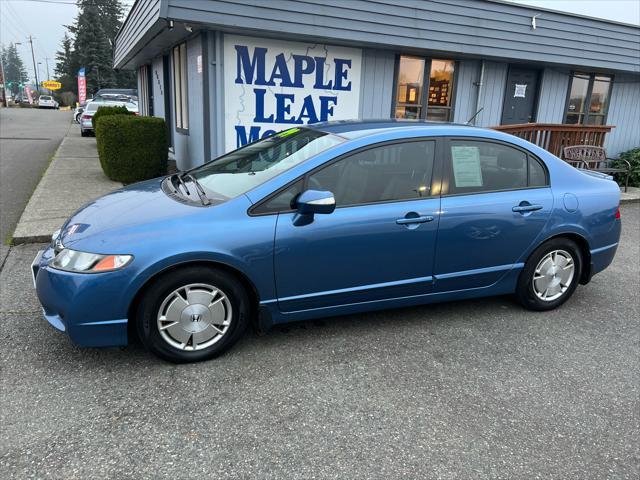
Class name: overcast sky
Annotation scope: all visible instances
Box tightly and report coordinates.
[1,0,638,82]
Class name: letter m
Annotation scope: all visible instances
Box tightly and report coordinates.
[235,46,267,85]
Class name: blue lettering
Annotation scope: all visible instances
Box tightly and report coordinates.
[291,55,315,88]
[275,93,298,123]
[253,88,274,123]
[297,95,319,124]
[235,125,262,148]
[319,96,337,121]
[313,57,333,89]
[334,58,352,91]
[268,53,294,87]
[235,45,272,86]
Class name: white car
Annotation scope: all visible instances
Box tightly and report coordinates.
[38,95,59,109]
[80,99,139,137]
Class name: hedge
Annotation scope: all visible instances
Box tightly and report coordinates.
[612,147,640,187]
[95,115,168,183]
[91,105,134,129]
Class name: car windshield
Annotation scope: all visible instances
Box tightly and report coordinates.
[189,128,343,200]
[40,96,51,100]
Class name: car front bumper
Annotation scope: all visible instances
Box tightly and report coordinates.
[33,247,129,347]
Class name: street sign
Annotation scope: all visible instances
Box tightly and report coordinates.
[42,80,62,90]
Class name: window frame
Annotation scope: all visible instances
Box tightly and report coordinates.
[440,137,549,197]
[563,72,614,125]
[172,42,189,134]
[249,137,445,216]
[391,55,458,122]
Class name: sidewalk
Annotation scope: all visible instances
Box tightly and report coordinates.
[12,128,122,244]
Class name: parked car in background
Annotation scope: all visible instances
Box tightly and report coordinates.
[38,95,59,109]
[95,88,138,99]
[31,121,622,363]
[74,101,88,123]
[79,98,139,136]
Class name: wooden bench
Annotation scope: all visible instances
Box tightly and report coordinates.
[563,145,631,192]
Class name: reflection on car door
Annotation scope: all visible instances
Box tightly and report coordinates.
[434,138,553,292]
[273,140,442,313]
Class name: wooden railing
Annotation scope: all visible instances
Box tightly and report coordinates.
[492,123,615,157]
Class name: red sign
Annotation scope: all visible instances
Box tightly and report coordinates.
[77,67,86,104]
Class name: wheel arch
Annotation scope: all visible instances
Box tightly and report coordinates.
[536,231,592,284]
[126,259,261,342]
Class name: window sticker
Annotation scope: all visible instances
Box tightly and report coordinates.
[451,146,483,187]
[514,84,527,98]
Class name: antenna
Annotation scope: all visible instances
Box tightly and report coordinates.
[466,107,484,126]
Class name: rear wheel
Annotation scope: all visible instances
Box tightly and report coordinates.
[516,237,582,311]
[136,266,250,363]
[80,129,88,137]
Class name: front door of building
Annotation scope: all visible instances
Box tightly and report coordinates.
[501,67,539,125]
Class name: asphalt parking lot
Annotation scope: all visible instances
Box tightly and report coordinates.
[1,204,638,479]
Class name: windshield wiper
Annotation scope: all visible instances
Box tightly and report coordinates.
[173,173,191,196]
[182,173,211,206]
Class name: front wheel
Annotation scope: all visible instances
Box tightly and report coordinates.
[135,266,250,363]
[516,238,582,311]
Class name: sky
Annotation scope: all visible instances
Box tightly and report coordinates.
[0,0,638,83]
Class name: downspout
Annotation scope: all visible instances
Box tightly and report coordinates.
[214,31,224,157]
[474,60,486,126]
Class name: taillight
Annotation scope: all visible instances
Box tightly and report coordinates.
[615,206,621,219]
[82,114,91,120]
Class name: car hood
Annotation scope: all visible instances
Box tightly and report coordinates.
[59,178,203,246]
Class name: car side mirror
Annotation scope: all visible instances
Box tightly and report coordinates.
[296,190,336,215]
[293,190,336,226]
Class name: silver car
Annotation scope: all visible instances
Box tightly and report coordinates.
[79,99,139,137]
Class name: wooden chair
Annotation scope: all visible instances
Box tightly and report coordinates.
[563,145,631,192]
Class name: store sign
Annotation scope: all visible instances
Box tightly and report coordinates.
[224,34,362,151]
[42,80,62,90]
[77,67,86,104]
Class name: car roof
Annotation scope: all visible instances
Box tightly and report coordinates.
[309,119,484,139]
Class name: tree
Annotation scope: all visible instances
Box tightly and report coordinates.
[60,0,135,94]
[54,33,77,92]
[1,43,28,94]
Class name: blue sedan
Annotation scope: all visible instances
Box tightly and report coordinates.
[32,121,621,362]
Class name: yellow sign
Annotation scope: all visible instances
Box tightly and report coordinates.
[41,80,62,90]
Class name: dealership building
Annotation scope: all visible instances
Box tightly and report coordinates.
[114,0,640,170]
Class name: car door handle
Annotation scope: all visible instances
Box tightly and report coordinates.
[512,203,543,213]
[396,215,434,225]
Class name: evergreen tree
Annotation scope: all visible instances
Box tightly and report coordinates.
[61,0,135,93]
[1,43,28,94]
[54,33,76,91]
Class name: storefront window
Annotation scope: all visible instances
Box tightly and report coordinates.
[394,55,455,122]
[394,56,425,120]
[427,59,455,122]
[565,72,612,125]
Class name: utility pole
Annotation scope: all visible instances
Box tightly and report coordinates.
[44,57,50,80]
[28,35,39,92]
[0,53,8,107]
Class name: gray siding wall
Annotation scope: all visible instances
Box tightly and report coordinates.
[475,62,509,127]
[171,36,205,170]
[359,49,395,118]
[453,60,508,127]
[536,68,570,123]
[605,74,640,156]
[114,0,161,67]
[453,60,480,125]
[166,0,640,73]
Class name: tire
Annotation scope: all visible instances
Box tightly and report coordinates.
[516,237,583,311]
[135,266,250,363]
[80,129,88,137]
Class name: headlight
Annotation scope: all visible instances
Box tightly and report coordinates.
[50,249,133,273]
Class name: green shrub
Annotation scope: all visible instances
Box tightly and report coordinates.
[95,115,168,183]
[612,147,640,187]
[91,105,134,129]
